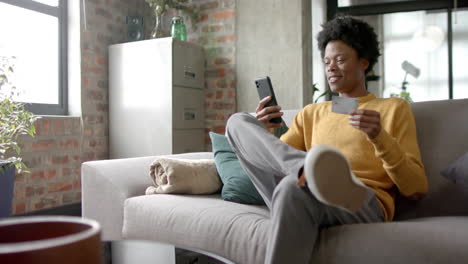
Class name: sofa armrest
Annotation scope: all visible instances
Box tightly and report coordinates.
[81,152,214,240]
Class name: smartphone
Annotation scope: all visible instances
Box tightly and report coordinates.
[255,76,282,124]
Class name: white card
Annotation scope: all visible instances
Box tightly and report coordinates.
[331,96,358,114]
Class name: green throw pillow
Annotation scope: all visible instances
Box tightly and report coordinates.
[209,132,265,205]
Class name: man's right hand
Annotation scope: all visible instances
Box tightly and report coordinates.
[256,96,283,129]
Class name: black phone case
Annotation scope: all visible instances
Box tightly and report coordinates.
[255,77,282,124]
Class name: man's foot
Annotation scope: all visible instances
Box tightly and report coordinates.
[303,145,368,213]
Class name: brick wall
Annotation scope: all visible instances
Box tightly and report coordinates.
[187,0,237,148]
[14,117,83,213]
[12,0,236,214]
[12,0,148,215]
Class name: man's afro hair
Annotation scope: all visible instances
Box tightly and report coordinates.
[317,15,381,74]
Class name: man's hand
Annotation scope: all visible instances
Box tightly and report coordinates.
[348,109,381,139]
[256,96,283,129]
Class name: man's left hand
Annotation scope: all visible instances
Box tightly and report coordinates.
[348,109,381,139]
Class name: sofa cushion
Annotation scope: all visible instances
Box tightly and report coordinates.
[441,152,468,187]
[122,194,269,264]
[394,98,468,220]
[313,216,468,263]
[123,195,468,264]
[209,132,265,205]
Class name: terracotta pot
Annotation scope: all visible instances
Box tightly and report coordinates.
[0,216,101,264]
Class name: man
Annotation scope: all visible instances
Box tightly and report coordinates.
[226,15,428,264]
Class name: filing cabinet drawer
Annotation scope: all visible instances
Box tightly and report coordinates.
[172,129,205,154]
[172,86,205,129]
[172,39,205,89]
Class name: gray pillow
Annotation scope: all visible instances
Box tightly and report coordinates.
[441,152,468,187]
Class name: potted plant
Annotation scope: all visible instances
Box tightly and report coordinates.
[0,56,37,217]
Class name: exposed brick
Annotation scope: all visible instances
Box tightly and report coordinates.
[73,119,82,133]
[14,184,26,200]
[214,56,232,65]
[206,68,226,78]
[88,90,104,101]
[82,77,90,86]
[32,195,59,210]
[97,33,114,44]
[84,65,103,75]
[97,80,108,89]
[200,1,219,10]
[202,24,223,33]
[205,47,224,58]
[196,37,209,46]
[15,202,26,214]
[227,67,235,75]
[49,155,69,165]
[46,169,57,179]
[216,79,228,88]
[206,113,226,121]
[197,13,209,23]
[64,119,75,135]
[35,120,51,136]
[96,115,105,124]
[53,120,64,136]
[81,152,96,163]
[62,192,81,204]
[211,102,235,110]
[215,34,235,43]
[26,186,46,198]
[212,125,226,134]
[73,178,81,190]
[84,127,93,137]
[48,181,73,193]
[96,56,107,66]
[59,139,80,150]
[23,156,43,169]
[212,10,235,20]
[30,170,46,181]
[95,8,113,19]
[32,140,55,152]
[220,0,235,8]
[94,126,106,137]
[72,155,81,162]
[227,89,235,98]
[96,103,108,112]
[62,168,72,177]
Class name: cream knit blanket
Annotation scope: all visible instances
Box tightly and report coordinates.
[145,158,221,195]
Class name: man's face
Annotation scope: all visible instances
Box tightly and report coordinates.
[323,40,369,96]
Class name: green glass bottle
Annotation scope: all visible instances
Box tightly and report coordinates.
[171,16,187,41]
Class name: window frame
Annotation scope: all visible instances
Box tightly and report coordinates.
[0,0,68,115]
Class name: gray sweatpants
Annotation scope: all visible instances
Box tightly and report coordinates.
[226,112,385,264]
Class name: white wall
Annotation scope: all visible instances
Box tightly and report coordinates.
[236,0,312,112]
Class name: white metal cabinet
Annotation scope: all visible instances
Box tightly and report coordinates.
[109,37,205,158]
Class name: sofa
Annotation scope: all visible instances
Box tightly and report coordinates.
[82,98,468,264]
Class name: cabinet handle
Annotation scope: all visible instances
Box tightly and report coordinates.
[184,108,196,120]
[184,65,196,79]
[184,70,196,79]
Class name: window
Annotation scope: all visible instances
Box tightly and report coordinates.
[327,0,468,102]
[360,10,450,102]
[0,0,67,115]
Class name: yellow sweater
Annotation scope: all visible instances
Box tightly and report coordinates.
[280,93,428,221]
